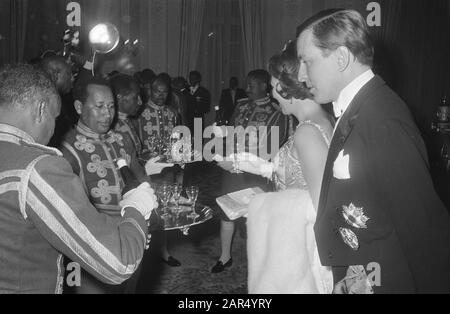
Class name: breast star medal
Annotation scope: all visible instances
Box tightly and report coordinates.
[339,227,360,251]
[342,203,369,229]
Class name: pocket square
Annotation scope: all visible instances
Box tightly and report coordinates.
[333,150,351,180]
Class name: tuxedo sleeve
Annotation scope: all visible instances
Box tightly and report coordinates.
[25,155,148,285]
[369,119,450,289]
[201,89,211,114]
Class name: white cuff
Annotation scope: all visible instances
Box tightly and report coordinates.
[260,163,274,179]
[83,61,93,70]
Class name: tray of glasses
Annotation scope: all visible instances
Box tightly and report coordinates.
[139,152,198,166]
[149,203,213,235]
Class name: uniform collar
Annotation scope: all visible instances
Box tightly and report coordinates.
[118,112,128,121]
[0,123,62,156]
[149,101,166,111]
[0,123,35,143]
[333,69,374,118]
[253,96,271,106]
[76,121,103,140]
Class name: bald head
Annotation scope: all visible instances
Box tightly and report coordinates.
[39,55,73,95]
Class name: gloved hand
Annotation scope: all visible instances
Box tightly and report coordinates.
[145,156,174,176]
[234,152,274,179]
[119,182,158,220]
[213,154,240,173]
[211,123,228,138]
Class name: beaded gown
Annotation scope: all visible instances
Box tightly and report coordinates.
[247,121,334,294]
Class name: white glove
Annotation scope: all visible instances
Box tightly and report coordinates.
[119,182,158,220]
[212,123,228,138]
[213,154,242,173]
[145,156,174,176]
[234,152,274,179]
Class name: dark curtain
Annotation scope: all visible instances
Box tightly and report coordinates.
[371,0,449,136]
[0,0,29,65]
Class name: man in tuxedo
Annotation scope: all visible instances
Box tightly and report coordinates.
[216,77,247,125]
[186,71,211,132]
[296,9,450,293]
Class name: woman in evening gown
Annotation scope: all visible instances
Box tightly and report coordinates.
[234,41,334,294]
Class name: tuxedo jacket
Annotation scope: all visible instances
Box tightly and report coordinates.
[217,88,247,123]
[315,75,450,293]
[186,86,211,118]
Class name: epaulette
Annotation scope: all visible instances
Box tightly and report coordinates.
[236,97,249,105]
[235,98,250,110]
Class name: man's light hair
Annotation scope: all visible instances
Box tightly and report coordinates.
[297,9,374,67]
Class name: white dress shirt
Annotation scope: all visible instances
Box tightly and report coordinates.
[332,69,375,135]
[190,85,199,95]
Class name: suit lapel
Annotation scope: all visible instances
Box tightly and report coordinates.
[317,76,386,219]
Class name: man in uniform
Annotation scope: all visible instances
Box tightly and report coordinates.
[133,75,178,158]
[60,76,151,293]
[0,64,157,294]
[110,74,143,156]
[132,75,181,267]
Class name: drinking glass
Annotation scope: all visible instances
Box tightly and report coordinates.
[158,183,172,218]
[172,183,182,211]
[186,186,199,218]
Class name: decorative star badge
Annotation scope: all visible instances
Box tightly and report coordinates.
[339,227,360,251]
[342,203,369,229]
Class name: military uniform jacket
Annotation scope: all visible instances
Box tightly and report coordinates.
[220,97,289,202]
[315,76,450,293]
[61,122,140,216]
[114,112,143,156]
[227,96,289,158]
[133,101,177,154]
[0,124,147,293]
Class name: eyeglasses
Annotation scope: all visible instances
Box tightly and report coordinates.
[274,82,290,100]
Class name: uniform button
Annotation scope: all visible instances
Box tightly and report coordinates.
[328,252,333,259]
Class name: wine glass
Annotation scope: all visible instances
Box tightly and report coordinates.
[186,186,199,218]
[172,183,182,211]
[157,183,172,218]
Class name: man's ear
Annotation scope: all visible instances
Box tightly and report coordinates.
[74,100,83,115]
[36,101,46,123]
[336,46,351,72]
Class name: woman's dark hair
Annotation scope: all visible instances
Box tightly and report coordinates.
[268,40,312,100]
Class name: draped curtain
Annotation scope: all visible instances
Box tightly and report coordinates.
[239,0,265,74]
[10,0,28,63]
[370,0,449,135]
[177,0,206,77]
[197,0,246,127]
[0,0,28,64]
